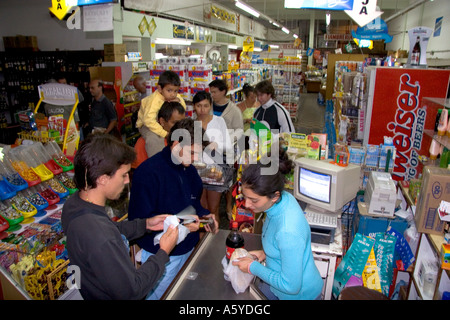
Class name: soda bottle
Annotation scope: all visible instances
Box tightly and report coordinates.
[225,221,244,261]
[411,36,421,66]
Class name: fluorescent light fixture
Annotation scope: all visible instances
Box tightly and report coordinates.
[235,1,260,18]
[229,45,238,49]
[269,44,279,49]
[281,27,290,34]
[254,47,262,52]
[272,21,280,28]
[293,34,298,38]
[154,38,192,45]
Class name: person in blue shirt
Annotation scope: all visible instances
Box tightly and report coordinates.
[128,118,218,300]
[233,149,323,300]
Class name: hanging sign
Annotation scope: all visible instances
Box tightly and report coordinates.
[83,3,113,31]
[345,0,383,27]
[351,18,393,43]
[284,0,353,10]
[49,0,72,20]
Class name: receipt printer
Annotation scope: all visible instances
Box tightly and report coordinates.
[364,171,397,217]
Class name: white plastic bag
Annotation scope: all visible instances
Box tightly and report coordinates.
[222,248,255,294]
[153,215,190,246]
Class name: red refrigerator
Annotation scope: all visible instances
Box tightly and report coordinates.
[363,67,450,182]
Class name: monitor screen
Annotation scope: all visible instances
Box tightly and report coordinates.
[298,167,331,203]
[294,158,361,214]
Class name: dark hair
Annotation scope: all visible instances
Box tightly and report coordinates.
[240,147,293,199]
[73,133,136,190]
[255,80,275,98]
[208,79,228,92]
[157,101,185,122]
[192,91,212,105]
[158,70,181,88]
[166,117,207,148]
[242,83,255,97]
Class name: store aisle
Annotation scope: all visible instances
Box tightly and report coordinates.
[294,92,326,135]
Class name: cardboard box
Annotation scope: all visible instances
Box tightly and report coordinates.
[414,166,449,235]
[104,44,126,55]
[104,54,125,62]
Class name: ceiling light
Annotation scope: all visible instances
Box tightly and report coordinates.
[326,12,331,26]
[254,47,262,52]
[269,45,279,49]
[229,45,238,49]
[154,38,192,45]
[281,27,290,34]
[272,21,280,28]
[293,34,298,38]
[235,1,260,18]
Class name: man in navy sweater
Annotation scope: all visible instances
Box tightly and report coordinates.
[128,118,218,299]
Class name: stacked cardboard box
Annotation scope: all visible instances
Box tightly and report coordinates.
[104,44,127,62]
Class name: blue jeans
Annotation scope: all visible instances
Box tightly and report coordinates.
[141,249,193,300]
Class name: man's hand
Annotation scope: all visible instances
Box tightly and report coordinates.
[146,214,171,231]
[159,225,178,254]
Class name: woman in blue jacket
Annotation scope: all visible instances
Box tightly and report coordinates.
[233,150,323,300]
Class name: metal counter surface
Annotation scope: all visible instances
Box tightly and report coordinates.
[163,229,263,300]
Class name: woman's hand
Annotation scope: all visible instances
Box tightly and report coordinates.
[145,214,171,231]
[232,257,255,274]
[249,250,266,262]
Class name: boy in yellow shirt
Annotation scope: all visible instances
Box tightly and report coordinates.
[136,71,186,156]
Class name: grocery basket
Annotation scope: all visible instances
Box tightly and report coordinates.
[196,163,236,193]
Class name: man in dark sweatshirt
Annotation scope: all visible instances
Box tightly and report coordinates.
[128,118,218,299]
[62,133,178,300]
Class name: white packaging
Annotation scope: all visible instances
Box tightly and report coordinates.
[364,171,397,216]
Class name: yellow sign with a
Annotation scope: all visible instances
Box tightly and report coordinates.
[243,36,254,52]
[49,0,72,20]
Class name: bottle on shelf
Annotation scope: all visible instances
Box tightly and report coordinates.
[225,221,244,262]
[411,36,421,66]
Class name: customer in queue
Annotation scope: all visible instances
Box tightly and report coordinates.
[128,118,219,300]
[62,133,179,300]
[232,147,323,300]
[193,90,233,224]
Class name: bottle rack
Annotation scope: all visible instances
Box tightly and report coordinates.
[0,50,103,129]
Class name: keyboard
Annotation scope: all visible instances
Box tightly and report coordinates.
[305,210,338,229]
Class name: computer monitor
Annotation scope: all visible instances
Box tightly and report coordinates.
[294,158,361,215]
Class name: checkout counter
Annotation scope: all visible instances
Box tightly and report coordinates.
[162,230,265,300]
[162,224,343,300]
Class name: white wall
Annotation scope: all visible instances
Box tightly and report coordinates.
[386,0,450,60]
[0,0,113,51]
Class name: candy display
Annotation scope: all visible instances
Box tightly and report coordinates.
[21,188,49,212]
[46,178,69,198]
[0,209,69,300]
[0,176,17,201]
[0,201,24,231]
[35,183,60,206]
[29,142,63,176]
[56,173,76,194]
[7,193,37,221]
[44,141,73,172]
[5,148,41,187]
[0,159,28,192]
